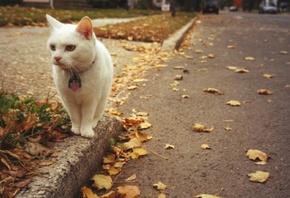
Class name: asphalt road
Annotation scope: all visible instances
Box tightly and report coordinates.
[116,12,290,197]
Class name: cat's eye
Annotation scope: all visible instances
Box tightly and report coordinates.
[50,45,56,51]
[66,45,76,52]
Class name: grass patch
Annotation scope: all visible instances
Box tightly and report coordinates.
[0,6,163,27]
[94,12,197,43]
[0,90,71,196]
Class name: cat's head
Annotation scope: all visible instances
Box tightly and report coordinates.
[46,14,96,72]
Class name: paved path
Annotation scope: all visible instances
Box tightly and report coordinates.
[115,12,290,197]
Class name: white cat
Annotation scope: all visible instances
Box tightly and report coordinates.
[46,14,113,138]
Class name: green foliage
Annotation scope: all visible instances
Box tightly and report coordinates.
[0,91,70,149]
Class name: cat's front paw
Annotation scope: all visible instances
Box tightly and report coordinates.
[71,126,81,135]
[81,128,95,138]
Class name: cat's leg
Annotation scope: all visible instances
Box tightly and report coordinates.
[80,102,96,138]
[62,100,81,135]
[92,94,109,129]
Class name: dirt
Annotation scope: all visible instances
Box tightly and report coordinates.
[112,12,290,197]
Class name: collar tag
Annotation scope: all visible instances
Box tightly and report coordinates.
[68,75,81,92]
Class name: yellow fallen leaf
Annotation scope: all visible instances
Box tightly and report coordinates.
[195,194,220,198]
[107,107,122,116]
[124,138,142,150]
[201,144,211,150]
[140,121,152,129]
[103,154,116,164]
[199,55,208,60]
[223,119,234,123]
[247,171,270,183]
[130,147,148,159]
[136,112,149,116]
[280,50,288,55]
[207,54,215,58]
[116,185,140,198]
[257,89,272,95]
[91,174,112,191]
[195,49,203,54]
[133,79,148,82]
[235,68,249,73]
[174,75,183,80]
[227,66,238,70]
[101,191,116,198]
[173,66,184,70]
[246,149,268,164]
[227,45,235,49]
[263,74,274,78]
[203,88,223,95]
[128,85,138,90]
[226,100,241,107]
[108,166,121,175]
[81,186,99,198]
[164,144,175,149]
[181,94,189,98]
[125,174,137,182]
[186,55,194,59]
[245,56,255,61]
[170,81,179,87]
[224,126,232,131]
[153,182,167,190]
[158,193,167,198]
[192,123,214,132]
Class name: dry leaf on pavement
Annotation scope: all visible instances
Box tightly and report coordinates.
[226,100,241,107]
[164,144,175,149]
[195,194,220,198]
[226,66,238,70]
[203,88,223,95]
[247,171,270,183]
[81,186,99,198]
[174,75,183,80]
[158,193,167,198]
[257,89,272,95]
[201,144,211,150]
[192,123,214,132]
[153,182,167,190]
[91,174,113,191]
[235,68,249,73]
[245,56,255,61]
[207,54,215,58]
[130,147,148,159]
[224,126,232,131]
[263,74,275,78]
[246,149,268,164]
[125,174,137,182]
[116,185,140,198]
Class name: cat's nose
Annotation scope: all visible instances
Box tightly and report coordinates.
[54,56,62,62]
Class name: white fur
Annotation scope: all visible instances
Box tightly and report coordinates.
[46,14,113,138]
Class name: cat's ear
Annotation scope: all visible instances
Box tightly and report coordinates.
[76,16,93,40]
[46,14,64,29]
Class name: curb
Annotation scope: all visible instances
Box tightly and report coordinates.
[16,114,123,198]
[162,17,197,51]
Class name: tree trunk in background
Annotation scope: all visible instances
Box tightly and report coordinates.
[171,0,176,17]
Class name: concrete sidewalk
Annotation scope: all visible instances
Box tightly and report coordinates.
[10,16,196,198]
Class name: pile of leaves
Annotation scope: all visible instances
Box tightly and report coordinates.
[0,90,71,197]
[82,113,155,198]
[94,12,196,43]
[0,6,162,27]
